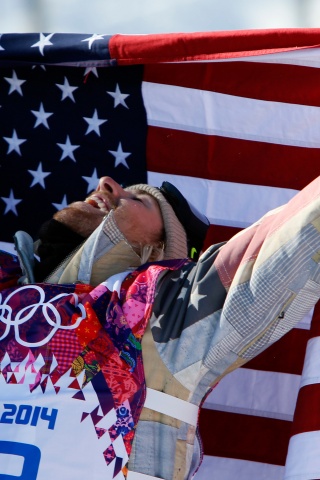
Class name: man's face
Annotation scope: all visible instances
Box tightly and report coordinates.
[53,176,164,245]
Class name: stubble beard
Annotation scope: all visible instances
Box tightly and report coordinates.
[53,203,106,238]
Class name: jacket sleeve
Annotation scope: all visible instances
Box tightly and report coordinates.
[195,175,320,382]
[150,175,320,402]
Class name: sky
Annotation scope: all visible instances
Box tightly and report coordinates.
[1,0,320,34]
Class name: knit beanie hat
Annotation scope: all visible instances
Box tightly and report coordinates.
[127,184,188,260]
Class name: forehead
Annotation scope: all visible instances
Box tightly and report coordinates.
[127,188,162,216]
[127,187,158,202]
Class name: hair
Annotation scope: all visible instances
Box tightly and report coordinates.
[139,242,165,264]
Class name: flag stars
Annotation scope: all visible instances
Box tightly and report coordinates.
[28,162,51,188]
[3,130,27,155]
[52,194,68,211]
[57,135,80,162]
[56,77,78,102]
[4,70,26,96]
[31,103,53,129]
[84,67,99,78]
[190,285,206,311]
[82,168,100,193]
[31,33,54,56]
[32,64,46,71]
[107,84,130,109]
[81,34,106,49]
[1,189,22,215]
[83,109,107,136]
[108,142,131,168]
[151,312,166,330]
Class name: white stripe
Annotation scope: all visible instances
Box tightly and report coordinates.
[238,47,320,68]
[144,388,198,426]
[181,47,320,69]
[148,171,298,228]
[142,81,320,148]
[300,336,320,388]
[203,367,301,421]
[196,455,284,480]
[285,431,320,480]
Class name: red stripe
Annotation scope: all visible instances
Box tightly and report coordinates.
[110,30,320,65]
[144,62,320,107]
[203,225,241,249]
[309,301,320,338]
[145,61,320,190]
[291,383,320,435]
[199,409,291,465]
[147,126,320,190]
[245,328,309,375]
[288,303,320,436]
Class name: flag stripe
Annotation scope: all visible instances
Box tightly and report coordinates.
[203,368,300,421]
[285,431,320,480]
[284,305,320,478]
[199,455,284,480]
[242,326,310,374]
[147,126,320,190]
[291,384,320,435]
[240,47,320,69]
[204,225,241,249]
[142,81,320,149]
[147,171,298,227]
[299,336,320,388]
[144,61,320,106]
[199,409,291,465]
[109,30,320,64]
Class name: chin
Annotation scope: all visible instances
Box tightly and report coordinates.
[55,203,105,237]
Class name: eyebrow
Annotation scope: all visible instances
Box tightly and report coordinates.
[128,189,155,200]
[129,190,160,210]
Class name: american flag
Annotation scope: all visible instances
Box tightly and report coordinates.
[0,33,148,242]
[1,29,320,479]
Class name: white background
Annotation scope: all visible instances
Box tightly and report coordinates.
[1,0,320,34]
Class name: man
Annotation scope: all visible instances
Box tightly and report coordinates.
[32,176,189,284]
[2,175,320,480]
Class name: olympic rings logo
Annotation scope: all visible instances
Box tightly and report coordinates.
[0,285,86,347]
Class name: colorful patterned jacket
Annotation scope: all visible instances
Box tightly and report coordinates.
[2,176,320,480]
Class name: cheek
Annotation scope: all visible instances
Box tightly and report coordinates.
[114,206,157,244]
[114,207,136,239]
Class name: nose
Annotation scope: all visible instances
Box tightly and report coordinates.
[97,176,126,198]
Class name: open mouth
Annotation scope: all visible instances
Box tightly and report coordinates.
[85,195,109,213]
[86,198,99,207]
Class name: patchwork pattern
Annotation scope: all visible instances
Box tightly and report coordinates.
[0,251,184,479]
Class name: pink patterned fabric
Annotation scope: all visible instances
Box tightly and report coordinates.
[0,251,187,479]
